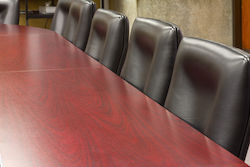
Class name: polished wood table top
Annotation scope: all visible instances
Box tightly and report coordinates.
[0,24,248,167]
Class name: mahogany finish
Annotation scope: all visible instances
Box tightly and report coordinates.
[0,24,248,167]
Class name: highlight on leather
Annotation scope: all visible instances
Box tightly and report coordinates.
[164,37,250,160]
[120,17,183,105]
[62,0,96,51]
[50,0,74,35]
[85,9,129,75]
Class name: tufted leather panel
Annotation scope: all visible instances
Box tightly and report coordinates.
[0,0,19,24]
[50,0,74,35]
[62,0,96,51]
[164,37,250,160]
[120,17,182,105]
[84,9,129,74]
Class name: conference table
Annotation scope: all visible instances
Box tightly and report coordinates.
[0,24,248,167]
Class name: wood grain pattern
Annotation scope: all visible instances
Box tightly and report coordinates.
[0,24,102,72]
[0,25,248,166]
[0,68,248,167]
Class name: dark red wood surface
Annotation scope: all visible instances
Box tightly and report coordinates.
[0,24,102,72]
[0,24,248,167]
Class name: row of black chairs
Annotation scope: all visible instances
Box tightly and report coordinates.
[1,0,250,162]
[50,1,250,161]
[50,0,182,106]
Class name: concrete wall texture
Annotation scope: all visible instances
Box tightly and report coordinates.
[112,0,233,46]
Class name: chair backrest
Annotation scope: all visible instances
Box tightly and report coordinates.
[164,37,250,160]
[50,0,74,35]
[62,0,96,51]
[0,0,19,24]
[120,17,182,105]
[84,9,129,74]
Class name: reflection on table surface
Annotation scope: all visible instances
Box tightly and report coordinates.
[0,24,248,167]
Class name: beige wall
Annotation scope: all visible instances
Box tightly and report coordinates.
[112,0,233,46]
[112,0,137,31]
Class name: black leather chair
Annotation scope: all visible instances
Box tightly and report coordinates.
[164,37,250,160]
[84,9,129,74]
[0,0,19,24]
[62,0,96,51]
[120,17,182,105]
[50,0,74,35]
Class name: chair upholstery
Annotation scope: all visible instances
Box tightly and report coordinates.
[84,9,129,74]
[50,0,74,35]
[0,0,19,24]
[120,17,182,105]
[164,37,250,160]
[62,0,96,51]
